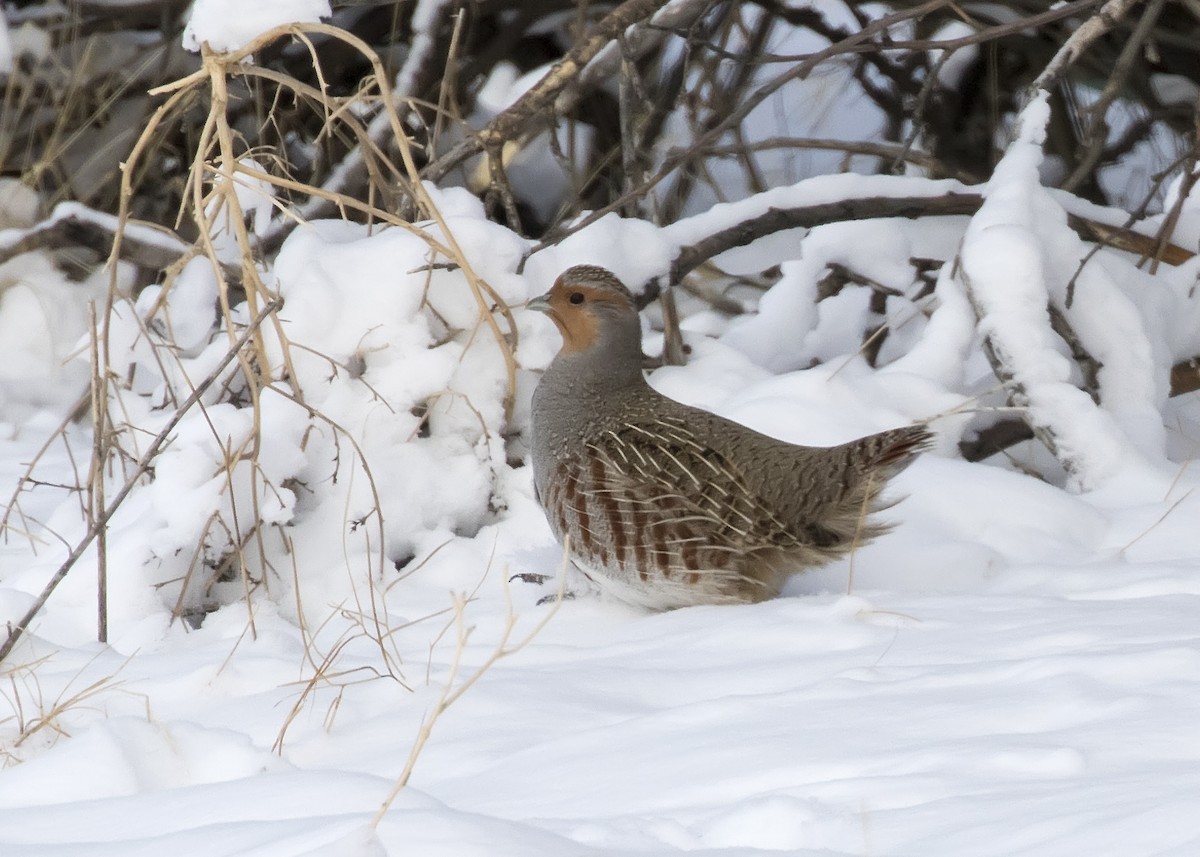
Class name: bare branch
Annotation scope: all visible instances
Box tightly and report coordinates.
[423,0,676,185]
[959,419,1035,462]
[1061,0,1168,192]
[1028,0,1144,95]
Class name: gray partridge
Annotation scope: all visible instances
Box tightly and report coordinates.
[527,264,931,610]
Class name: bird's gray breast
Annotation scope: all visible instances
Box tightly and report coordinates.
[530,362,586,497]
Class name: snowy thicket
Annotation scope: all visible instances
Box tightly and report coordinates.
[2,2,1200,855]
[10,154,1197,641]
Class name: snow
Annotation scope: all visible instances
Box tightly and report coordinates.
[957,94,1158,490]
[3,7,1200,856]
[182,0,331,53]
[525,213,675,297]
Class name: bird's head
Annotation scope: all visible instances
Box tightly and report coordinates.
[527,265,642,356]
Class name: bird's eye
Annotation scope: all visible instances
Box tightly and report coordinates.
[568,292,585,305]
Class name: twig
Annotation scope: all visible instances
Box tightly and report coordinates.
[1028,0,1144,95]
[0,391,91,540]
[0,299,283,665]
[423,0,675,185]
[534,0,956,248]
[701,135,975,182]
[1061,0,1167,193]
[1119,488,1193,556]
[659,284,686,365]
[813,1,1109,59]
[371,539,569,826]
[1146,138,1200,275]
[87,303,108,644]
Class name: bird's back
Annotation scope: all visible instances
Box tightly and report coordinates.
[624,394,931,554]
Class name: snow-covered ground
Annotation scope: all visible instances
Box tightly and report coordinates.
[2,4,1200,856]
[5,526,1200,857]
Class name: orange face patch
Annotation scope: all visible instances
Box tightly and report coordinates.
[540,282,614,353]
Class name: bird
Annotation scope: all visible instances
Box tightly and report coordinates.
[526,264,931,610]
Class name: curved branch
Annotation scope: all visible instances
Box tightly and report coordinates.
[1,204,237,280]
[668,192,983,287]
[658,187,1195,302]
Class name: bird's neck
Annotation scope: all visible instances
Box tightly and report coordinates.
[542,324,648,412]
[532,326,648,468]
[549,322,646,395]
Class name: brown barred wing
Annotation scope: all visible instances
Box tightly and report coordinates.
[577,416,805,601]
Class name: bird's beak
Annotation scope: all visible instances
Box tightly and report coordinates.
[526,292,552,313]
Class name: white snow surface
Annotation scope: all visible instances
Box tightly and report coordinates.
[4,130,1200,857]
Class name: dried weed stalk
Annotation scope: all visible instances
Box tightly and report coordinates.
[1,21,528,665]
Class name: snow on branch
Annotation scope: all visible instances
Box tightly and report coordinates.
[654,172,1193,299]
[664,174,978,287]
[956,94,1145,490]
[0,203,235,280]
